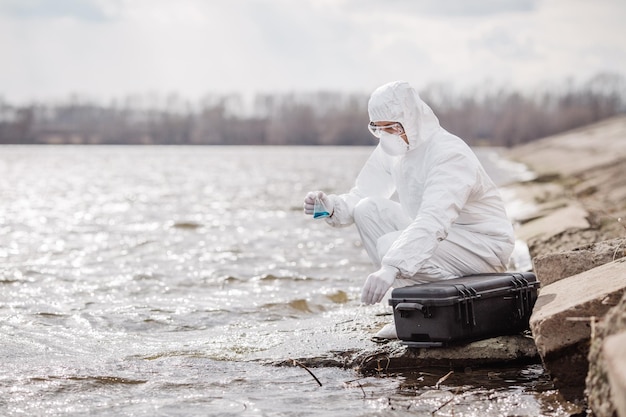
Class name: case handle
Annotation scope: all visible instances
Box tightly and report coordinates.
[395,302,425,312]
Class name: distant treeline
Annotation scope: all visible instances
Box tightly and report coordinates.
[1,73,624,147]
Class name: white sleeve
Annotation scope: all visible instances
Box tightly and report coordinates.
[325,146,396,227]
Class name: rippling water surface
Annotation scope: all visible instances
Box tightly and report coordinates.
[1,146,572,416]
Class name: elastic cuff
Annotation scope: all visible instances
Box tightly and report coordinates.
[381,264,399,276]
[324,195,342,226]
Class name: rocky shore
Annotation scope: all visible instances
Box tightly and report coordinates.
[348,115,626,415]
[259,116,626,415]
[505,115,626,415]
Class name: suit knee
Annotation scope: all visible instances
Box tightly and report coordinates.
[355,196,394,222]
[353,197,379,224]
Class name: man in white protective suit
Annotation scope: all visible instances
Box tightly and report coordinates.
[303,80,515,339]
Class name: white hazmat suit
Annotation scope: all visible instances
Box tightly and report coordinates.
[305,81,515,312]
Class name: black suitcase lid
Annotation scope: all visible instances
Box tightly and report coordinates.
[389,272,538,308]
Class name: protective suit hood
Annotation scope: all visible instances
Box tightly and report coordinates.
[368,80,441,150]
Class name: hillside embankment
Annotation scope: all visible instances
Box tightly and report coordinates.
[505,115,626,415]
[505,115,626,258]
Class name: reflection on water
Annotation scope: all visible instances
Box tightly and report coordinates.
[0,146,566,416]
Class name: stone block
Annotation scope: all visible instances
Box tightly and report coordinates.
[530,258,626,400]
[533,238,626,286]
[356,335,538,373]
[604,332,626,417]
[515,204,589,242]
[587,292,626,417]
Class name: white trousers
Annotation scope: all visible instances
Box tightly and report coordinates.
[353,196,505,287]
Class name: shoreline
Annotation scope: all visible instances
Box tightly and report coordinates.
[502,115,626,259]
[503,115,626,412]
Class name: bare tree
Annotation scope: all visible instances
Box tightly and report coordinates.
[1,72,624,147]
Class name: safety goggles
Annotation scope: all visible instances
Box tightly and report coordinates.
[368,122,404,138]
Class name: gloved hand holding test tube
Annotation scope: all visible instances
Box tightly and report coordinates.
[303,191,333,219]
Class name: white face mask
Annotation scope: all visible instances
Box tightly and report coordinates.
[379,131,409,156]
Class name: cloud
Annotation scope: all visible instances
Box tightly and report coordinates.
[0,0,116,22]
[0,0,624,102]
[412,0,536,16]
[471,26,538,60]
[342,0,536,17]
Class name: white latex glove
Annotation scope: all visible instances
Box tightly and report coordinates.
[361,265,398,305]
[303,191,333,217]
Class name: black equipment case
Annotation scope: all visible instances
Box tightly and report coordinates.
[389,272,539,348]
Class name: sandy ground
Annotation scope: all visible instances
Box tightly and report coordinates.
[503,115,626,259]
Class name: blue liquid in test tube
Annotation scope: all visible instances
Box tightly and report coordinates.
[313,196,330,219]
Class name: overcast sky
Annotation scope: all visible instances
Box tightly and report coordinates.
[1,0,625,103]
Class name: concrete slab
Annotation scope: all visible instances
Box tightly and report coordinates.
[531,258,626,357]
[515,204,590,242]
[355,335,538,373]
[529,258,626,400]
[533,238,626,286]
[587,292,626,417]
[506,116,626,177]
[604,331,626,417]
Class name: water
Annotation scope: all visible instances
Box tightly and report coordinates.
[0,146,572,416]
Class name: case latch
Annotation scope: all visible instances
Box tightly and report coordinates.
[511,276,536,319]
[455,285,479,327]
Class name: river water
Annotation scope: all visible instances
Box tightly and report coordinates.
[0,145,575,416]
